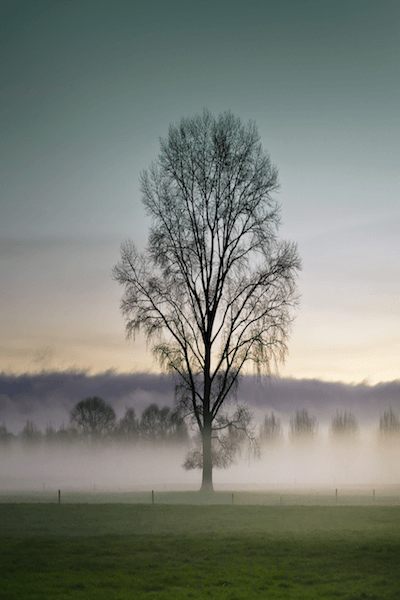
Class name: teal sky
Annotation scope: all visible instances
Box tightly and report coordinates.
[1,0,399,383]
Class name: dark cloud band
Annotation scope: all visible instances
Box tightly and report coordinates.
[1,370,399,434]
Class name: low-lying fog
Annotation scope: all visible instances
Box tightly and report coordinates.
[2,372,400,492]
[1,427,399,492]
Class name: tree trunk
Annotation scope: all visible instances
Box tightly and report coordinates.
[200,420,213,492]
[200,340,213,492]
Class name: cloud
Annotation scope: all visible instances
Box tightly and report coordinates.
[1,370,400,435]
[0,370,175,433]
[245,376,400,426]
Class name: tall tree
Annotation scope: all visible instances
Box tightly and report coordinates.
[113,110,301,490]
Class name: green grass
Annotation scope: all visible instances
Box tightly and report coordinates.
[1,502,400,599]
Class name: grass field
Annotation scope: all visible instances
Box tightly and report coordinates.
[1,497,400,599]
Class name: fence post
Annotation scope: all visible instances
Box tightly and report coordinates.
[335,488,338,504]
[231,493,234,505]
[152,490,154,505]
[58,490,61,504]
[373,489,375,504]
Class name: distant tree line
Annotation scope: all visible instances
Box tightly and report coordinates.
[0,397,189,447]
[259,408,400,447]
[1,403,400,450]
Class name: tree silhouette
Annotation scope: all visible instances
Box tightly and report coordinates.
[139,403,188,444]
[113,109,300,490]
[116,407,139,444]
[20,420,42,445]
[139,403,172,442]
[260,411,283,446]
[330,411,358,442]
[0,423,14,446]
[379,408,400,438]
[289,409,318,444]
[70,397,116,438]
[45,422,57,444]
[168,409,189,444]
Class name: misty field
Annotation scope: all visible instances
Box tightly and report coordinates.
[1,502,400,599]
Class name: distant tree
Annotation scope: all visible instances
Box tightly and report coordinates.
[55,425,69,443]
[113,109,301,490]
[0,423,14,446]
[289,409,318,444]
[260,411,283,446]
[379,408,400,438]
[70,397,116,438]
[139,403,188,444]
[140,404,171,442]
[116,408,139,444]
[20,420,42,445]
[56,423,80,445]
[330,411,358,442]
[167,410,189,444]
[45,422,57,444]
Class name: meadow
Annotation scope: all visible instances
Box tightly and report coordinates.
[1,493,400,599]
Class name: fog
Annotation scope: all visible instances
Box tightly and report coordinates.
[1,427,399,493]
[1,371,400,492]
[1,371,400,435]
[227,428,399,488]
[0,442,197,492]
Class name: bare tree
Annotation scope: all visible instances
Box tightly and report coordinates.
[20,420,42,445]
[116,407,139,444]
[70,397,116,439]
[168,410,189,444]
[289,409,318,444]
[56,423,80,445]
[139,403,172,443]
[113,109,301,490]
[0,423,14,446]
[379,408,400,439]
[139,403,188,444]
[260,411,283,446]
[330,411,358,442]
[45,422,57,444]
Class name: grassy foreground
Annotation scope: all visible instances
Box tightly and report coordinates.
[1,502,400,599]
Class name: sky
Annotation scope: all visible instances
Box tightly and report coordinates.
[1,0,400,385]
